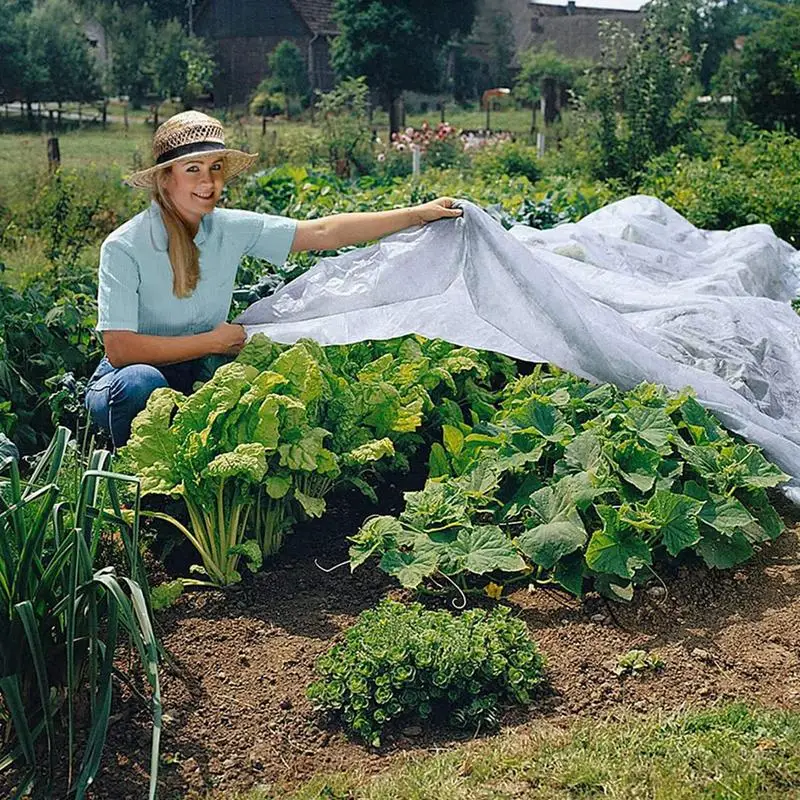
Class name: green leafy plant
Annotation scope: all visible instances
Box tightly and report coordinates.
[307,599,545,746]
[122,344,402,583]
[614,649,664,676]
[0,427,161,799]
[350,368,788,601]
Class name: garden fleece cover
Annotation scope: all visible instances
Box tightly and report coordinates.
[236,196,800,500]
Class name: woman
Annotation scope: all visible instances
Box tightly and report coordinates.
[85,110,462,447]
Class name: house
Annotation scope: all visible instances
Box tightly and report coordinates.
[194,0,338,106]
[472,0,644,67]
[521,0,644,62]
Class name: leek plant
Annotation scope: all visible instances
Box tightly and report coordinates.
[0,427,161,800]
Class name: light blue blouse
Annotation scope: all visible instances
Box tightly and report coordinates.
[96,200,297,336]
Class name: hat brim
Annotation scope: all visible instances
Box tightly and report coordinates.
[124,148,259,189]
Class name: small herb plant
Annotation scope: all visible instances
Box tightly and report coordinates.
[614,649,664,677]
[307,599,546,747]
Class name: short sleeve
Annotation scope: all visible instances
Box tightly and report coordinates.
[97,239,140,332]
[241,212,298,266]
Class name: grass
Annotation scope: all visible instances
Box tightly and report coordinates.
[228,704,800,800]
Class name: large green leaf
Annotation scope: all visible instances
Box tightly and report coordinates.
[729,445,789,489]
[585,506,652,578]
[278,427,330,471]
[344,438,395,465]
[349,516,405,569]
[379,548,439,589]
[679,396,723,444]
[272,344,325,406]
[695,528,754,569]
[204,443,267,484]
[699,494,754,533]
[295,490,326,518]
[614,441,661,493]
[564,432,603,472]
[553,552,585,596]
[173,362,255,438]
[509,399,574,442]
[645,490,702,556]
[517,511,587,569]
[445,525,527,575]
[123,388,181,496]
[624,405,676,453]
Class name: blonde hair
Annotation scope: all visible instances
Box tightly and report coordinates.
[152,169,200,298]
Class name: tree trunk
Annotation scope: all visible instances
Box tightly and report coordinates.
[388,93,404,137]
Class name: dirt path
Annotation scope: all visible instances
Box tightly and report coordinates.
[76,499,800,798]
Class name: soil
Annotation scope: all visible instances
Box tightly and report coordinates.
[7,494,800,799]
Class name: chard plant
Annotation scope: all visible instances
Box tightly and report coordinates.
[0,427,161,800]
[308,599,545,746]
[349,369,789,602]
[123,346,397,583]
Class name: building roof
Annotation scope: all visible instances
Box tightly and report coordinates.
[289,0,337,34]
[522,12,643,61]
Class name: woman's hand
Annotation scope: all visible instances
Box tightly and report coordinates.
[414,197,463,225]
[208,322,246,356]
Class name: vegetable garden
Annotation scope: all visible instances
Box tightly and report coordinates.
[1,123,800,799]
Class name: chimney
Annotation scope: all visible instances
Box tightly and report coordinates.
[567,0,576,14]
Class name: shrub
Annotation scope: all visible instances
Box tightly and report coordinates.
[639,131,800,246]
[473,140,542,184]
[307,599,546,746]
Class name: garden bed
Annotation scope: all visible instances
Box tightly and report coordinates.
[81,494,800,799]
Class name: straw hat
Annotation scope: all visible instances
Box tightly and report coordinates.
[125,110,258,189]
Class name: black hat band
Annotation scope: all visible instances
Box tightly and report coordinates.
[155,141,226,165]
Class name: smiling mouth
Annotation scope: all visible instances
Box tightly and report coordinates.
[193,192,214,200]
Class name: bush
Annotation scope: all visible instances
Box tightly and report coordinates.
[307,599,546,746]
[473,140,542,184]
[639,131,800,245]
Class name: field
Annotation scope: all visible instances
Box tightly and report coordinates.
[1,110,800,800]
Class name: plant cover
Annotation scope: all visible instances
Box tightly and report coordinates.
[349,368,788,601]
[0,428,161,800]
[307,599,545,746]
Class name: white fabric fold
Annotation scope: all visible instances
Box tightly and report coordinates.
[236,196,800,501]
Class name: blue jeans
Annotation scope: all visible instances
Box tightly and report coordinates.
[84,355,228,448]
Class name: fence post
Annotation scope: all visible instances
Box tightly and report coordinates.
[47,137,61,173]
[536,132,545,158]
[412,144,421,178]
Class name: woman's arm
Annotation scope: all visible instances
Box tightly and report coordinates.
[103,323,245,368]
[290,197,462,253]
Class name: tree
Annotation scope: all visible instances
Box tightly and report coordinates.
[267,40,309,118]
[580,0,702,182]
[331,0,478,134]
[480,0,516,88]
[151,18,189,104]
[28,0,101,107]
[317,76,372,176]
[0,2,28,103]
[182,35,217,108]
[515,44,587,130]
[737,5,800,133]
[108,3,156,109]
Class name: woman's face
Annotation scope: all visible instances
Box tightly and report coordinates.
[163,155,225,226]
